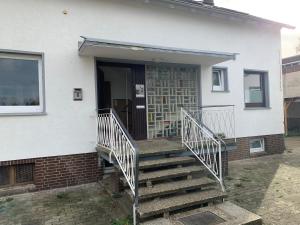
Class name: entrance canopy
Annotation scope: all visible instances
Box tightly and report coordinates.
[79,37,237,65]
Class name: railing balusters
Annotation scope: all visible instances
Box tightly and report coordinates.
[181,108,225,192]
[97,109,139,225]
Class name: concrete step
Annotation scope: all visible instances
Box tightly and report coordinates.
[138,177,215,200]
[139,156,195,170]
[141,201,262,225]
[139,166,204,183]
[139,148,186,158]
[138,189,227,219]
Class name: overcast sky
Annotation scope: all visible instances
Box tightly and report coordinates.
[214,0,299,57]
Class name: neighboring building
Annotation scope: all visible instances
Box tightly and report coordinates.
[282,55,300,135]
[0,0,290,194]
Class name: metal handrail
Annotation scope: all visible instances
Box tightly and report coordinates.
[97,108,139,225]
[181,108,225,191]
[188,105,236,140]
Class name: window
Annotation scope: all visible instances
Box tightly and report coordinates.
[244,70,268,108]
[0,52,44,114]
[250,138,265,153]
[212,67,228,92]
[0,164,34,187]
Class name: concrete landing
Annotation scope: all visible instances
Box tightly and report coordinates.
[137,138,183,156]
[141,201,262,225]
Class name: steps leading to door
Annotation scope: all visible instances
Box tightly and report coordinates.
[139,156,195,170]
[138,189,227,219]
[99,137,260,224]
[138,177,215,200]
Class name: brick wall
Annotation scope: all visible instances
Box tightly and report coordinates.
[0,153,102,190]
[228,134,285,161]
[264,134,285,155]
[222,150,228,176]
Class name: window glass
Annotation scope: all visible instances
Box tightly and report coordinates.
[244,73,263,103]
[0,58,40,106]
[250,138,265,153]
[213,71,221,86]
[0,53,44,114]
[212,68,227,91]
[244,70,268,108]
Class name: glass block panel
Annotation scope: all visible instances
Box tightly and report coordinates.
[146,65,198,138]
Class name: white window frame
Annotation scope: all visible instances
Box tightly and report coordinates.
[250,138,265,153]
[212,68,225,91]
[0,52,44,114]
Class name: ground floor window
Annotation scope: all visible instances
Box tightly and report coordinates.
[0,52,44,114]
[250,138,265,153]
[0,164,34,187]
[244,70,269,108]
[146,65,199,139]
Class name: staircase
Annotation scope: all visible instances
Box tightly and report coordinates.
[97,108,262,225]
[122,140,226,223]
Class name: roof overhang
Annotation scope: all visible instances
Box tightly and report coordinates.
[144,0,295,29]
[78,37,237,65]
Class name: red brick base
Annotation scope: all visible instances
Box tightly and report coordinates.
[228,134,285,161]
[0,153,101,190]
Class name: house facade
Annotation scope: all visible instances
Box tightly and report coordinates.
[0,0,289,190]
[282,55,300,135]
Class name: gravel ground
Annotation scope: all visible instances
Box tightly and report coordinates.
[0,183,130,225]
[225,137,300,225]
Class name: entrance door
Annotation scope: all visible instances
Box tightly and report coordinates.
[132,65,147,140]
[96,62,147,140]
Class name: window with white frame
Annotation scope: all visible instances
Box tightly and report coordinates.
[212,67,228,92]
[250,138,265,153]
[0,52,44,114]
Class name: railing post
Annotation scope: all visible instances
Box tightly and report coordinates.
[218,141,225,192]
[181,108,184,146]
[110,109,114,150]
[134,150,139,225]
[233,105,236,142]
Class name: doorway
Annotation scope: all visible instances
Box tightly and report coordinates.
[96,62,147,140]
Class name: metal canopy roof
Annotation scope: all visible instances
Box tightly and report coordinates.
[78,37,237,65]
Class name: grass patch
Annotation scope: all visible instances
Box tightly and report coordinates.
[6,197,13,202]
[234,183,244,188]
[111,216,133,225]
[56,192,70,200]
[239,176,251,182]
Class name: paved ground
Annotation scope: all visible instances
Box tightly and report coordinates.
[0,183,130,225]
[225,137,300,225]
[1,137,300,225]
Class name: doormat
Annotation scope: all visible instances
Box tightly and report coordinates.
[177,211,226,225]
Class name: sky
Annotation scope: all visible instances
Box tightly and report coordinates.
[213,0,300,57]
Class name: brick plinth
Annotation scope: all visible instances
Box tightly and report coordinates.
[0,153,101,190]
[229,134,285,161]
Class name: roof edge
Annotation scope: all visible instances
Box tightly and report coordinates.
[146,0,295,29]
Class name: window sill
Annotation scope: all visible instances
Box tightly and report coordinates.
[244,107,271,110]
[211,90,230,93]
[0,112,47,117]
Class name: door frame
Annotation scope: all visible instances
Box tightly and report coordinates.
[95,60,147,140]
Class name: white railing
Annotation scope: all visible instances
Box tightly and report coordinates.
[97,109,139,225]
[189,105,236,140]
[181,108,225,191]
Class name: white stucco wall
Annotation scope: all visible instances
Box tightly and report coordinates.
[0,0,284,161]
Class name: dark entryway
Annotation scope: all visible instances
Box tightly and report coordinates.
[96,62,147,140]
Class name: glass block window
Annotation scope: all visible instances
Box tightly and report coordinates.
[146,65,198,139]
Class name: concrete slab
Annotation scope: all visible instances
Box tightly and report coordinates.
[142,201,261,225]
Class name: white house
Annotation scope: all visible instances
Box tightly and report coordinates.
[0,0,291,204]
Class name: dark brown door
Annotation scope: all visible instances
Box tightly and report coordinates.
[131,65,147,140]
